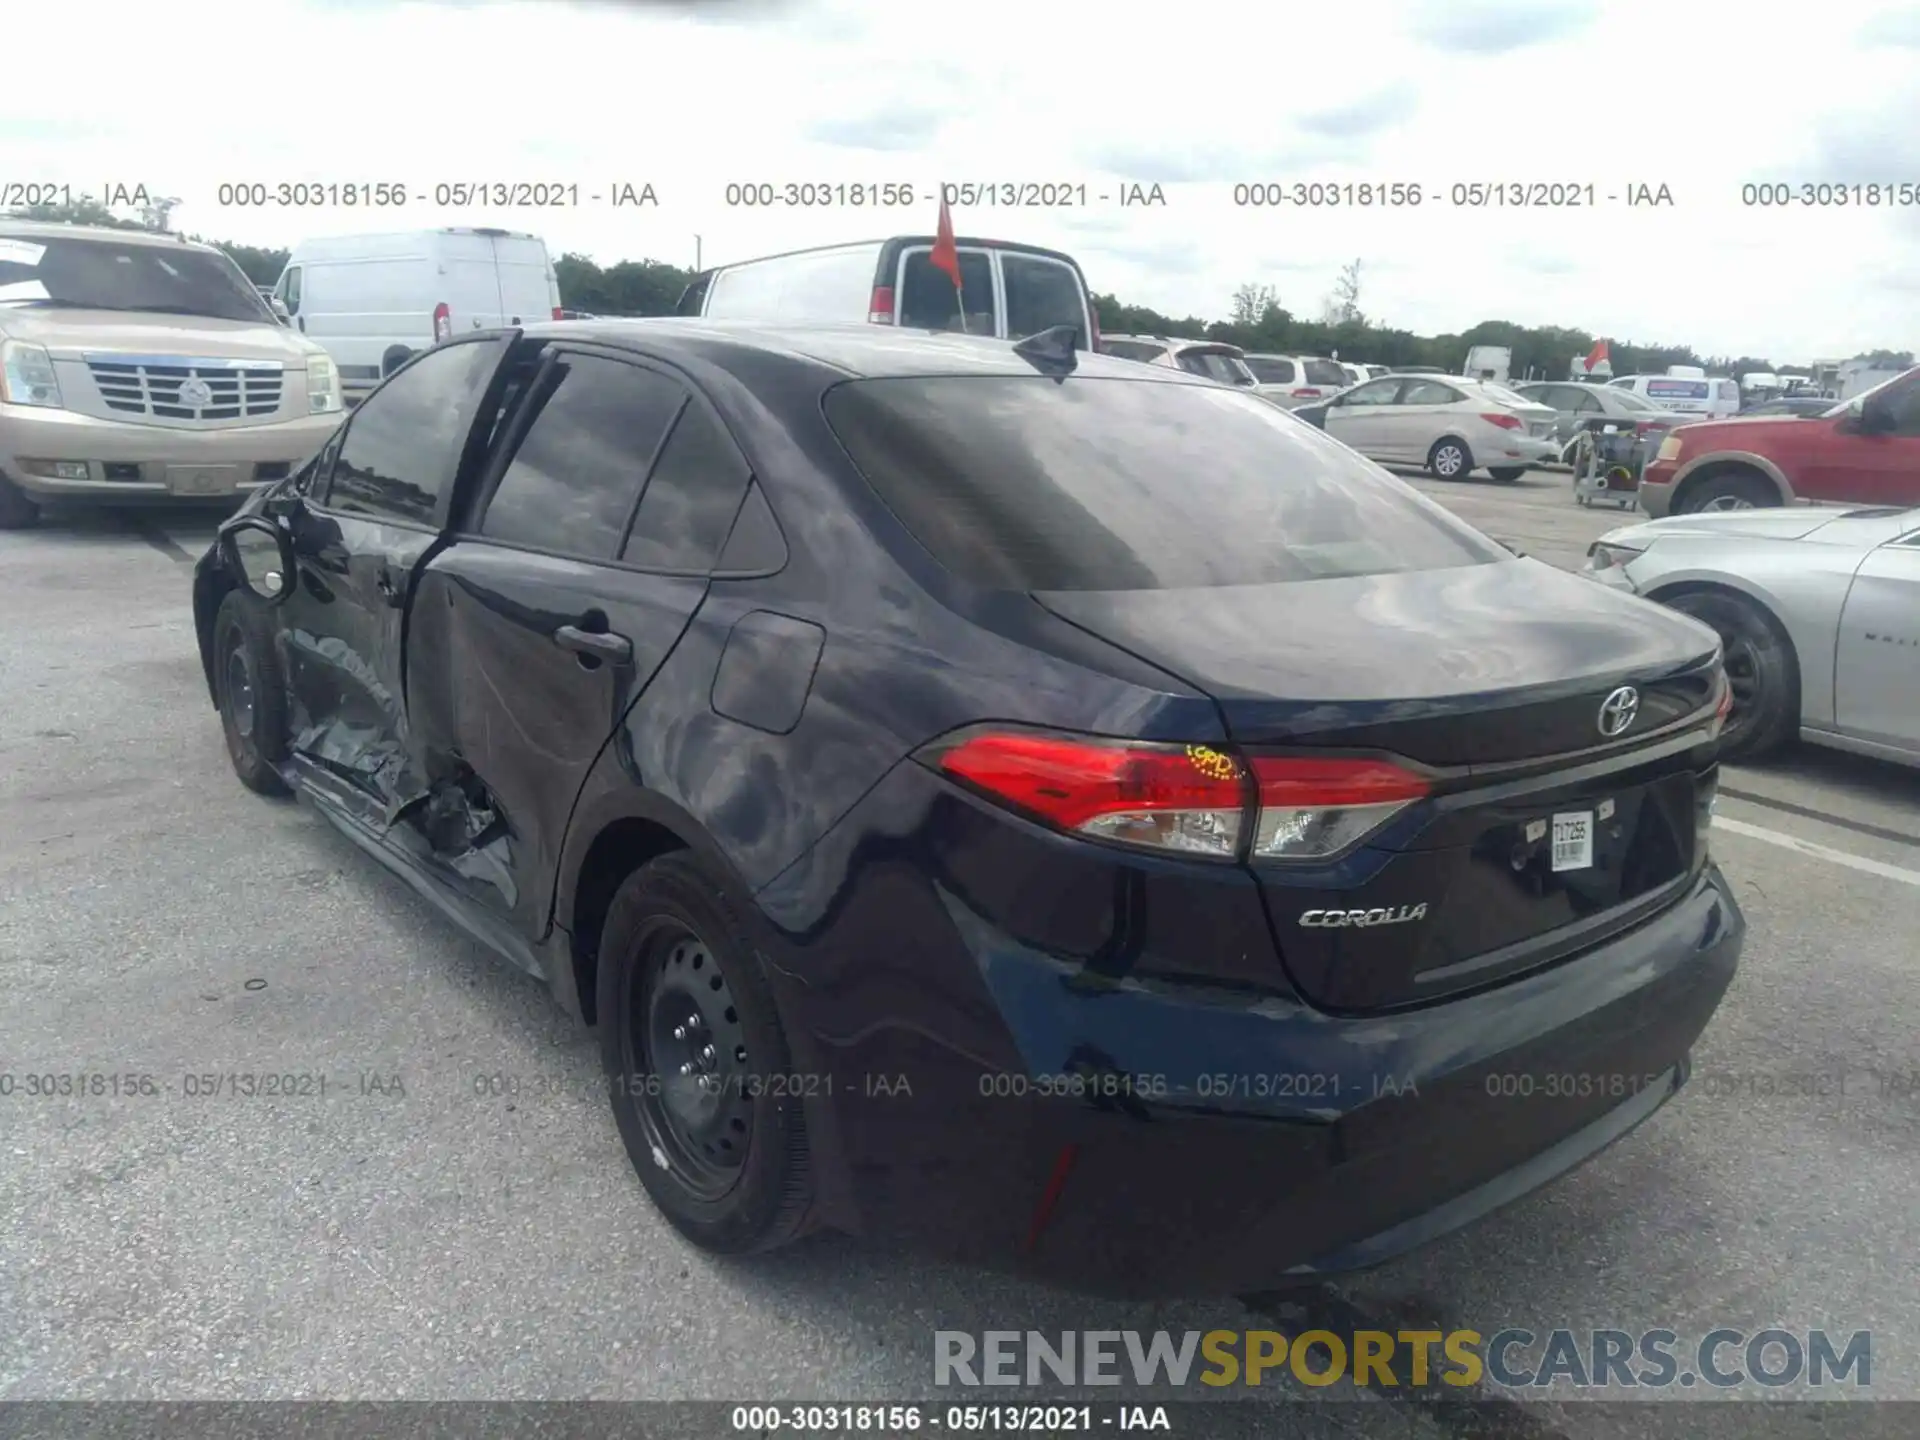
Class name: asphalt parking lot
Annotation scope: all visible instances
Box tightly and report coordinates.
[3,468,1918,1436]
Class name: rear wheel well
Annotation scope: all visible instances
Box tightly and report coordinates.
[1670,461,1783,511]
[568,818,688,1026]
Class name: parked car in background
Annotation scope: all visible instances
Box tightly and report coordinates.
[274,228,561,406]
[0,220,345,529]
[1293,374,1561,480]
[194,318,1740,1296]
[1584,503,1920,766]
[1513,380,1694,466]
[676,236,1097,350]
[1099,334,1260,390]
[1241,353,1350,408]
[1637,364,1920,516]
[1742,395,1840,417]
[1608,373,1743,419]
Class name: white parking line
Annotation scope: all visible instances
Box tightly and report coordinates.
[1714,815,1920,889]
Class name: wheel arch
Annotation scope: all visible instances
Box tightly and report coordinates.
[192,563,238,709]
[556,788,760,1029]
[1667,451,1796,511]
[1640,575,1807,721]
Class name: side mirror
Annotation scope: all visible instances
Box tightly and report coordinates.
[223,516,295,605]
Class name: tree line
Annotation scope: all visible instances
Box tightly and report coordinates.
[7,200,1907,380]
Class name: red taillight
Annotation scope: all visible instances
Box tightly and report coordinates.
[1710,673,1734,738]
[1481,412,1523,430]
[433,302,452,341]
[552,306,565,321]
[1088,307,1101,350]
[1292,387,1320,398]
[925,729,1429,862]
[868,285,895,325]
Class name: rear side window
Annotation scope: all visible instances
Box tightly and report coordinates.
[898,249,996,334]
[1302,359,1349,386]
[621,402,753,571]
[1001,253,1087,345]
[822,376,1507,591]
[1718,380,1741,400]
[1245,357,1295,384]
[1400,380,1461,405]
[480,353,685,559]
[677,275,710,315]
[326,338,502,525]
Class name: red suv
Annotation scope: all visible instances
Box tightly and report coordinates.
[1638,364,1920,516]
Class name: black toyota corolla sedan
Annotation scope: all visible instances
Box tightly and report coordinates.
[192,319,1743,1297]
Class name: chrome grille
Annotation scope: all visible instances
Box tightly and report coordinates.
[85,355,284,421]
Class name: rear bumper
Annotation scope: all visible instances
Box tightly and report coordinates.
[0,404,341,500]
[1491,434,1560,465]
[751,762,1744,1298]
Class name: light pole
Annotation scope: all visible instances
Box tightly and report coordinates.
[694,235,702,271]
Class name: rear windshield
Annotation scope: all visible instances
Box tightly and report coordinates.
[0,231,270,323]
[822,376,1508,591]
[1605,387,1661,411]
[1475,381,1534,407]
[1244,357,1294,384]
[1301,358,1349,386]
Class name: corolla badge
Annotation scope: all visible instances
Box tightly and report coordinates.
[1597,685,1640,738]
[179,377,214,406]
[1299,904,1429,928]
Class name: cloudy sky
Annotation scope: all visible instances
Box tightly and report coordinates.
[6,0,1918,362]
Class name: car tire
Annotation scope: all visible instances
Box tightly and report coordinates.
[1663,588,1799,762]
[597,852,815,1255]
[1487,466,1527,482]
[0,473,42,530]
[1674,469,1778,514]
[1428,437,1473,479]
[213,589,293,796]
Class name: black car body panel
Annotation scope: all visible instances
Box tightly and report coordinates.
[194,319,1743,1296]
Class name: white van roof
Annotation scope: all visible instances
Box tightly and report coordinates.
[288,228,548,259]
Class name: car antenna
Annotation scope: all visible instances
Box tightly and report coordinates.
[1012,324,1079,378]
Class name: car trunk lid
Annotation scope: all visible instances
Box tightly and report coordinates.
[1033,559,1724,1011]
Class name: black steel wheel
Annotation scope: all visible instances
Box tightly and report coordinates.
[1664,588,1800,762]
[598,852,814,1253]
[213,589,291,795]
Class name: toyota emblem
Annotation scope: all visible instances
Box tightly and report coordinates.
[1597,685,1640,738]
[179,377,214,407]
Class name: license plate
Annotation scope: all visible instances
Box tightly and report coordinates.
[166,467,236,496]
[1551,811,1594,871]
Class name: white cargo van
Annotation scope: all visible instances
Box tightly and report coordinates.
[1607,372,1742,418]
[273,228,560,402]
[676,236,1098,348]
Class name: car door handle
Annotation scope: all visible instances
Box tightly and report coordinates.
[553,625,632,663]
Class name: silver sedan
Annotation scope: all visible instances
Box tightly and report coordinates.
[1581,505,1920,765]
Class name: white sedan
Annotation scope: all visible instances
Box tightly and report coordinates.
[1293,375,1562,481]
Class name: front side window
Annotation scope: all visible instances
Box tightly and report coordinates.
[1343,379,1402,405]
[481,353,686,558]
[822,375,1507,591]
[324,339,502,525]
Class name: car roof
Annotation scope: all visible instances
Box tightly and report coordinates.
[691,235,1085,279]
[519,318,1205,383]
[0,219,221,253]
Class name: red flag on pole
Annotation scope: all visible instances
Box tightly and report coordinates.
[1584,339,1610,372]
[931,193,967,331]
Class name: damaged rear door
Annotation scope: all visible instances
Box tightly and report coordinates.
[278,334,512,821]
[404,344,753,939]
